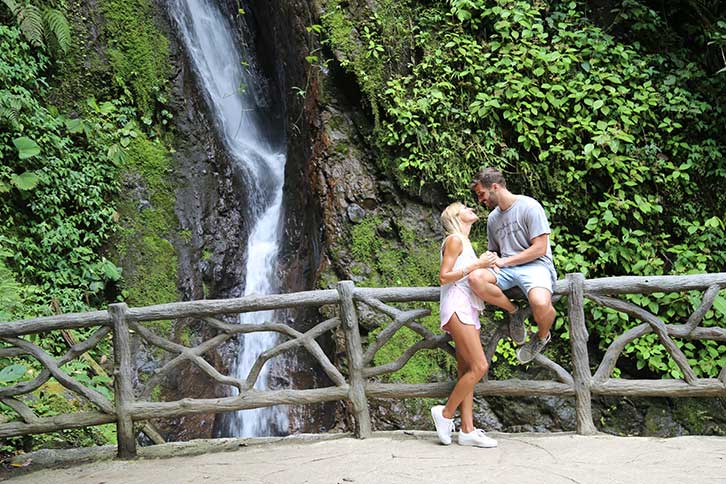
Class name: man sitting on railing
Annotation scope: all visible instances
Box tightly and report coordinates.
[468,167,558,364]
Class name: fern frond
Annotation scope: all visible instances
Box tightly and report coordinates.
[16,4,45,48]
[43,8,70,54]
[0,92,20,129]
[1,0,20,16]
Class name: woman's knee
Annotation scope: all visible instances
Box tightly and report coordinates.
[471,358,489,379]
[469,269,494,286]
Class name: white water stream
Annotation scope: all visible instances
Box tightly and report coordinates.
[170,0,288,436]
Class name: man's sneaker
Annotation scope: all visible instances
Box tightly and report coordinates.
[458,429,498,448]
[431,405,454,445]
[516,332,551,364]
[508,308,527,345]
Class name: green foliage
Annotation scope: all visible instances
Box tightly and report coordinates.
[1,0,71,55]
[1,0,176,454]
[324,0,726,378]
[321,0,416,128]
[0,386,117,452]
[99,0,170,118]
[350,216,454,383]
[0,24,124,314]
[111,135,178,312]
[0,243,25,320]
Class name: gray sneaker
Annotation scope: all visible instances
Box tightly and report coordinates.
[516,332,551,363]
[508,309,527,346]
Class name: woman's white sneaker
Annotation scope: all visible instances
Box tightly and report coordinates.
[458,429,498,448]
[430,405,455,445]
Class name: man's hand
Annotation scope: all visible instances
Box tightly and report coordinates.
[494,256,509,268]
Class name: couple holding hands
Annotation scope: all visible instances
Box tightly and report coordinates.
[432,167,558,448]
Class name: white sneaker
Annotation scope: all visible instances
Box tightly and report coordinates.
[458,429,498,448]
[431,405,454,445]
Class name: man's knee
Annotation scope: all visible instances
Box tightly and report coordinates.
[527,288,552,308]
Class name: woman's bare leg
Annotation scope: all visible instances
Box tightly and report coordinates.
[468,269,516,312]
[455,347,475,433]
[441,314,488,431]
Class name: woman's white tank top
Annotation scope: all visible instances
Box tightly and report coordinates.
[439,234,485,311]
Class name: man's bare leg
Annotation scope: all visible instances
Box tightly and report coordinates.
[527,288,555,340]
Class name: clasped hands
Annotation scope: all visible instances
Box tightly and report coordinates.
[476,251,506,271]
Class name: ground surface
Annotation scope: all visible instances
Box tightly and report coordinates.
[3,431,726,483]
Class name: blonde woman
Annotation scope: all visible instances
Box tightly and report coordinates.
[431,202,498,448]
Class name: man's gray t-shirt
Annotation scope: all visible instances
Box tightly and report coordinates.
[487,196,556,277]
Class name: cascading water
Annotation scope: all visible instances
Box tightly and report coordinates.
[170,0,289,436]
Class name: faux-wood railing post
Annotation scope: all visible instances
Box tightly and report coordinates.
[567,273,597,435]
[110,303,137,458]
[337,281,372,438]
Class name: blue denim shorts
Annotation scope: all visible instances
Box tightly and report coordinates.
[489,259,557,295]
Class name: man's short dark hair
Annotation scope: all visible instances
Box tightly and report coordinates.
[471,167,507,189]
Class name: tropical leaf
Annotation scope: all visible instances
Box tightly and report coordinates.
[65,117,84,133]
[0,0,19,15]
[12,136,41,159]
[16,3,44,48]
[43,8,71,53]
[0,364,27,384]
[11,171,40,191]
[714,295,726,317]
[2,0,72,56]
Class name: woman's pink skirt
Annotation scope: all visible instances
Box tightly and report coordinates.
[440,284,481,333]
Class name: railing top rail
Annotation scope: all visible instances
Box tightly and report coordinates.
[125,289,340,322]
[584,273,726,295]
[1,273,724,338]
[0,311,111,338]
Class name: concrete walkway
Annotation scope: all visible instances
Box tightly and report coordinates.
[3,431,726,484]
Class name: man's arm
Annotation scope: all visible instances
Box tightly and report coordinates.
[494,233,549,268]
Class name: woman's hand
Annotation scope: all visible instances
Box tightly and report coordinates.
[477,251,497,268]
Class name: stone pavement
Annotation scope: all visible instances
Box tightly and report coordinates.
[3,431,726,484]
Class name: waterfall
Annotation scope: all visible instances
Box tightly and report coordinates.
[170,0,289,436]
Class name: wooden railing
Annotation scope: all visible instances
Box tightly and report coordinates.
[1,273,725,458]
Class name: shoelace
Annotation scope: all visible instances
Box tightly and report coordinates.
[449,421,455,432]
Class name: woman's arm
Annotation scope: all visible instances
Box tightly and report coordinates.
[439,237,495,285]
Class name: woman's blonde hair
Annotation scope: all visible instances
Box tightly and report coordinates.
[440,202,466,236]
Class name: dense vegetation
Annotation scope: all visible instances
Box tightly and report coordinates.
[0,0,176,452]
[320,0,726,379]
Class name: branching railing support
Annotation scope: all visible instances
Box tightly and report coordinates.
[110,303,136,458]
[337,281,372,438]
[567,273,597,434]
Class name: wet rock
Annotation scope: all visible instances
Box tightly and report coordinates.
[347,203,366,223]
[369,398,433,431]
[472,398,504,431]
[375,219,395,238]
[644,402,686,437]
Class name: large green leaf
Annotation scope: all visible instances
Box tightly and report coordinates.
[12,136,41,159]
[0,364,27,384]
[713,295,726,317]
[11,171,40,191]
[65,118,84,133]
